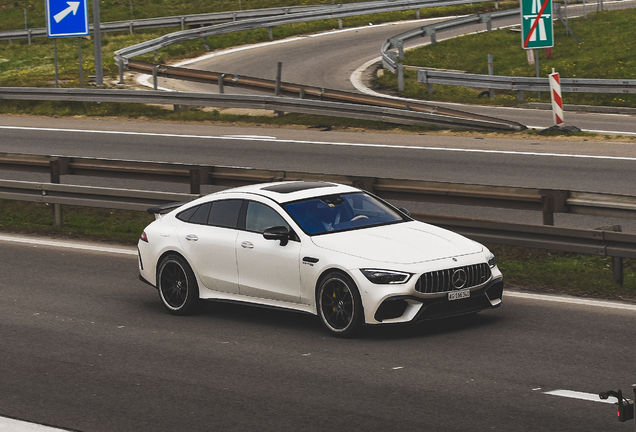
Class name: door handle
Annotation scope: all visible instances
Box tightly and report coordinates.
[185,234,198,241]
[241,241,254,249]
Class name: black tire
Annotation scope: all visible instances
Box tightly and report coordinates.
[157,254,200,315]
[317,271,364,338]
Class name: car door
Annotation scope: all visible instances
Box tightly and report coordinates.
[236,201,302,304]
[178,200,243,294]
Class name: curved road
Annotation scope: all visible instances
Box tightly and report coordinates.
[151,0,636,133]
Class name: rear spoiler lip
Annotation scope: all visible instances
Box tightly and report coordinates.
[146,201,188,215]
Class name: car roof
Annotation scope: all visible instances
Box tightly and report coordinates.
[215,181,361,204]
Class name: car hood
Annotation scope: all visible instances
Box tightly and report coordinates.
[310,222,482,265]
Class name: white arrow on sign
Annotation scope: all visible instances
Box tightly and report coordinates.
[53,1,81,23]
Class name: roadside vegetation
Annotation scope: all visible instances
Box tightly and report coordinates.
[1,199,634,302]
[376,8,636,107]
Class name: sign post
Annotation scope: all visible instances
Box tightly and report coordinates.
[45,0,89,87]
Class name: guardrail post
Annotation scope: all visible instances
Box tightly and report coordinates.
[27,29,32,45]
[429,28,437,45]
[118,59,124,84]
[541,193,555,226]
[203,37,210,51]
[218,74,225,94]
[416,9,420,19]
[152,65,158,90]
[398,40,404,61]
[425,70,433,95]
[488,54,494,99]
[518,90,525,102]
[49,158,68,227]
[129,21,133,34]
[180,17,185,31]
[275,62,282,96]
[338,18,343,29]
[189,168,201,195]
[397,63,404,92]
[299,88,305,99]
[268,27,273,41]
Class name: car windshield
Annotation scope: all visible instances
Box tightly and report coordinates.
[283,192,406,235]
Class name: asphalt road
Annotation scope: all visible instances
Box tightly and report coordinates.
[1,236,635,432]
[152,0,636,134]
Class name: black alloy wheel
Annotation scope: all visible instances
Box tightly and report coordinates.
[317,272,363,337]
[157,254,200,315]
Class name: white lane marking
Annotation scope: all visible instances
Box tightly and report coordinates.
[0,234,137,256]
[505,291,636,312]
[543,390,619,405]
[2,125,636,161]
[0,416,71,431]
[221,134,278,139]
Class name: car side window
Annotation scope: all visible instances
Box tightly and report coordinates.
[245,202,290,234]
[187,203,212,225]
[208,200,243,229]
[176,205,198,222]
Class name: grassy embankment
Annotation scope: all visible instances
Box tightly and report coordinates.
[376,7,636,108]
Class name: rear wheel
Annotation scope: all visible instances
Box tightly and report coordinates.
[317,272,364,338]
[157,254,200,315]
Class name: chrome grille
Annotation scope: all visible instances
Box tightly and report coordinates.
[416,263,491,294]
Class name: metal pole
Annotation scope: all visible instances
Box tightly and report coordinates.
[152,65,158,90]
[583,0,587,19]
[488,54,494,99]
[275,62,282,96]
[397,63,404,92]
[78,38,84,88]
[218,74,225,94]
[564,0,569,36]
[54,39,59,89]
[93,0,103,86]
[535,49,540,99]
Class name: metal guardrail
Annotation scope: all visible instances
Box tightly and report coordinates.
[114,0,480,63]
[0,86,523,131]
[417,70,636,96]
[125,61,526,131]
[382,7,636,97]
[2,152,636,225]
[381,8,518,73]
[1,160,636,265]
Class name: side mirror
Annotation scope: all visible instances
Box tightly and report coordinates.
[263,226,290,246]
[398,207,410,216]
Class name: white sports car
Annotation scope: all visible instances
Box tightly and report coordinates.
[138,181,503,337]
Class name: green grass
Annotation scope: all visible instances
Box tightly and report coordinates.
[1,199,635,300]
[376,8,636,107]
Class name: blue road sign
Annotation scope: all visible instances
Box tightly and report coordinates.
[46,0,89,38]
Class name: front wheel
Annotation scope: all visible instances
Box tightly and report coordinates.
[157,254,200,315]
[317,272,364,338]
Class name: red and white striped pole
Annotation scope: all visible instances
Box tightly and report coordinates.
[549,68,564,125]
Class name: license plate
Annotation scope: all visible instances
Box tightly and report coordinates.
[448,289,470,301]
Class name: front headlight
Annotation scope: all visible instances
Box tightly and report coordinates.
[360,269,412,284]
[488,252,497,268]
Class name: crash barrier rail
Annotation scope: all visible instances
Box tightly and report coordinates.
[124,61,526,131]
[0,86,525,131]
[0,4,326,42]
[2,152,636,225]
[381,8,519,73]
[2,152,635,282]
[113,0,481,64]
[382,7,636,98]
[417,70,636,100]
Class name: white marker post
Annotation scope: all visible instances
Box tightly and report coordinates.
[549,69,564,125]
